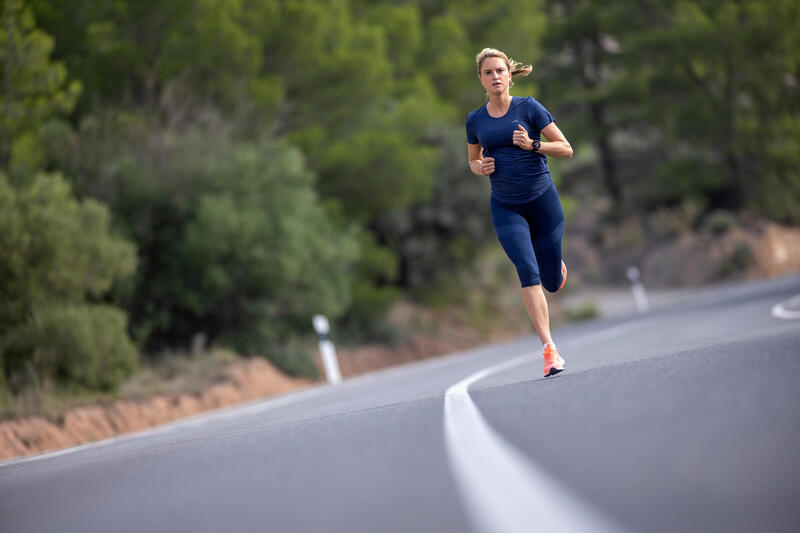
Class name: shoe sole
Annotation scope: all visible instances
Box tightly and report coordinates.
[545,366,565,377]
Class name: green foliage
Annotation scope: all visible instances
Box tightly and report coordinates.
[703,209,736,236]
[421,15,474,111]
[376,125,494,288]
[12,0,799,378]
[178,142,360,352]
[0,172,136,331]
[338,230,400,339]
[362,3,422,79]
[717,241,754,279]
[4,304,138,391]
[540,0,634,209]
[564,301,600,323]
[0,171,137,391]
[622,0,800,220]
[53,111,359,355]
[261,345,319,380]
[0,0,80,175]
[652,157,728,206]
[540,0,800,223]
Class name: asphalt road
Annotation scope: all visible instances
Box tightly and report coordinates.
[1,276,798,533]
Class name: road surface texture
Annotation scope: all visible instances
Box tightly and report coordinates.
[1,276,798,533]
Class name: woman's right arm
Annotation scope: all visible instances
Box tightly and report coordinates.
[468,143,493,175]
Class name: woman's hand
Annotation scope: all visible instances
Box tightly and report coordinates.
[512,124,533,150]
[481,157,495,175]
[467,143,494,175]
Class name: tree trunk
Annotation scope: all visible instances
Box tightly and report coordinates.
[572,31,623,211]
[589,100,622,208]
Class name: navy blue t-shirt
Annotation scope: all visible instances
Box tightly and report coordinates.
[466,96,555,204]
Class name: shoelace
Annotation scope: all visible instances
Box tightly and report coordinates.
[543,344,559,364]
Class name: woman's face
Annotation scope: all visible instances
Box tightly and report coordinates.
[479,56,510,96]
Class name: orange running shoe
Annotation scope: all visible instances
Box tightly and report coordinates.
[543,343,565,377]
[559,261,568,291]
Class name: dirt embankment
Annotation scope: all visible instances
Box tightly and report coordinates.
[568,215,800,287]
[0,358,311,460]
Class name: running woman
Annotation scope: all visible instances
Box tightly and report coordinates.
[466,48,573,377]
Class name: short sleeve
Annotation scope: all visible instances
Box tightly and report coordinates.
[465,113,479,144]
[527,97,555,133]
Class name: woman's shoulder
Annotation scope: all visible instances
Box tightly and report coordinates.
[466,104,487,123]
[518,95,544,107]
[518,96,552,118]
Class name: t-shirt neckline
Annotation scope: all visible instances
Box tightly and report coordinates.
[485,96,518,119]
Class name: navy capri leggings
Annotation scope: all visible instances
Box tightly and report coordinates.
[490,183,565,292]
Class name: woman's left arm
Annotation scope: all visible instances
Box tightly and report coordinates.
[538,122,573,159]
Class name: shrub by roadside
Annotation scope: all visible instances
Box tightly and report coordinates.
[0,171,138,396]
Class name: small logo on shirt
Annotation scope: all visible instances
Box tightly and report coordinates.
[512,120,519,123]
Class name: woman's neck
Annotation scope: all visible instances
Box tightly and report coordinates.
[486,93,513,115]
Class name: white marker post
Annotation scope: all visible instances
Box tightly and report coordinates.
[312,314,342,384]
[626,265,650,314]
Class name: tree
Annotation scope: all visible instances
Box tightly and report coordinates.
[0,0,79,176]
[52,110,359,369]
[376,124,495,289]
[625,0,800,221]
[30,0,283,126]
[541,0,633,211]
[0,171,138,391]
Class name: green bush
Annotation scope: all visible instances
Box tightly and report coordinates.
[374,126,495,291]
[703,209,737,236]
[717,241,754,279]
[5,304,138,392]
[0,172,136,329]
[55,113,359,356]
[262,345,319,380]
[0,171,137,392]
[565,302,601,323]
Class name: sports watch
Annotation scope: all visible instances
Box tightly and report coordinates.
[529,139,541,152]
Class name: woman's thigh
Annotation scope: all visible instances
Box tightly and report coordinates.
[524,184,565,247]
[522,185,565,292]
[490,198,540,287]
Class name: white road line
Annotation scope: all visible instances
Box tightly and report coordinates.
[443,322,641,533]
[771,294,800,319]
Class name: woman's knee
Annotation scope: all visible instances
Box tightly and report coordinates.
[541,272,562,293]
[542,279,560,293]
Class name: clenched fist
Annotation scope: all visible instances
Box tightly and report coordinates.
[512,124,533,150]
[481,157,495,175]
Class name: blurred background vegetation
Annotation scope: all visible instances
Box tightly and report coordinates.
[0,0,798,406]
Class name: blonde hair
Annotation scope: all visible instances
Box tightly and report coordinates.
[475,48,532,88]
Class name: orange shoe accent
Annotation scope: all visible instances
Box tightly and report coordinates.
[543,343,566,377]
[559,261,568,291]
